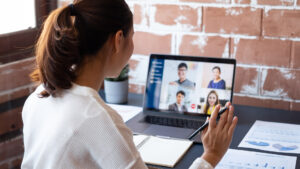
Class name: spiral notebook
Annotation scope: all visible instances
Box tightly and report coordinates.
[133,134,193,168]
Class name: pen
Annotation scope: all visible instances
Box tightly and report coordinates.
[188,107,228,140]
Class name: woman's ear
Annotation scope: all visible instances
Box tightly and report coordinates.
[114,30,124,54]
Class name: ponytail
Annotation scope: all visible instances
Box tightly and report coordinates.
[31,0,133,97]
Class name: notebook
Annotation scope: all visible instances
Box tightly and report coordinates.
[126,54,236,142]
[133,134,193,168]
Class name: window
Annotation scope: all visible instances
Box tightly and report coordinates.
[0,0,57,64]
[0,0,36,35]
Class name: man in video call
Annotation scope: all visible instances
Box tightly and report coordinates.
[168,90,188,113]
[169,62,195,89]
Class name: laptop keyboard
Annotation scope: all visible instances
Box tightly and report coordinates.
[145,115,205,129]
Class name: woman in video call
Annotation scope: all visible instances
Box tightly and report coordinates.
[21,0,238,168]
[203,90,220,115]
[208,66,226,89]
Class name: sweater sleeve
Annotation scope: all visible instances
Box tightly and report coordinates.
[69,101,148,169]
[189,158,214,169]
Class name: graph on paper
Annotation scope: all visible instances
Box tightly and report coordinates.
[239,120,300,154]
[216,149,297,169]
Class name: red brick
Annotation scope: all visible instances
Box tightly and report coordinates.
[0,58,35,92]
[133,32,172,55]
[261,69,300,100]
[233,0,251,4]
[0,163,8,169]
[129,59,139,73]
[0,107,23,135]
[203,7,261,35]
[234,67,259,95]
[233,95,291,110]
[0,137,24,161]
[263,10,300,37]
[129,84,145,94]
[180,0,230,3]
[234,0,295,5]
[298,0,300,5]
[133,4,143,25]
[258,0,294,5]
[179,35,229,57]
[290,102,300,111]
[291,41,300,68]
[231,38,291,67]
[152,5,201,31]
[294,70,300,99]
[128,55,149,88]
[132,4,148,26]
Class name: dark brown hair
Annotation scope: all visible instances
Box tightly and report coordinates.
[204,90,220,115]
[212,66,221,73]
[31,0,133,97]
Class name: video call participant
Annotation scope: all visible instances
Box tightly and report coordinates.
[21,0,238,168]
[208,66,226,89]
[168,90,188,113]
[169,62,195,89]
[203,90,220,115]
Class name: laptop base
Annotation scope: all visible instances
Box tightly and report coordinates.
[126,112,204,143]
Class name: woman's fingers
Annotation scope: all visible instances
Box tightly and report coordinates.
[209,104,220,129]
[228,116,238,137]
[224,105,234,131]
[216,104,230,130]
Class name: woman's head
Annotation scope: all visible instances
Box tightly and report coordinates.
[204,90,219,114]
[31,0,133,97]
[212,66,221,80]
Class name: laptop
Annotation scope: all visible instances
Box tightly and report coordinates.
[126,54,236,142]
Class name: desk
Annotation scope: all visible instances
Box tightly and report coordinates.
[99,91,300,168]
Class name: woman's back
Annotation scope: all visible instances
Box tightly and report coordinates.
[21,84,145,169]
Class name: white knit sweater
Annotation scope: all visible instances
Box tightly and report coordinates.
[21,83,213,169]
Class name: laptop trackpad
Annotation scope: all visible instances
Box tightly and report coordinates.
[143,125,194,139]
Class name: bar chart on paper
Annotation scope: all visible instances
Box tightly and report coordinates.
[239,121,300,154]
[216,149,297,169]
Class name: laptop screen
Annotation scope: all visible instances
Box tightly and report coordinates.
[143,54,236,116]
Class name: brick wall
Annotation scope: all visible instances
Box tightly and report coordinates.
[127,0,300,111]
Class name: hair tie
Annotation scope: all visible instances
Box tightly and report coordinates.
[69,4,76,16]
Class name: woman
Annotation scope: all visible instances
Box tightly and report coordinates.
[203,90,220,115]
[207,66,226,89]
[21,0,238,168]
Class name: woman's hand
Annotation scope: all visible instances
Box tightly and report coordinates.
[200,102,238,167]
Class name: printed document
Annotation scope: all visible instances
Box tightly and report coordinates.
[239,120,300,154]
[216,149,297,169]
